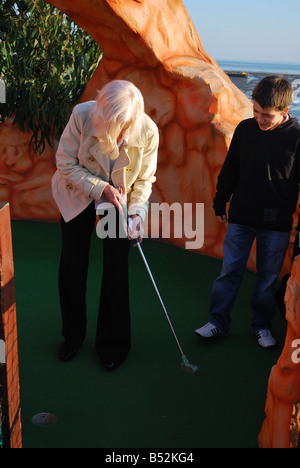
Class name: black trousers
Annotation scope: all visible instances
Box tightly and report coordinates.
[58,202,131,362]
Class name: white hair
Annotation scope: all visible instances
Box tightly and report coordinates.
[91,80,146,157]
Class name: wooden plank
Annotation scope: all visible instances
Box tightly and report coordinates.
[0,203,22,449]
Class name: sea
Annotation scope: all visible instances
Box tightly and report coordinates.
[217,60,300,121]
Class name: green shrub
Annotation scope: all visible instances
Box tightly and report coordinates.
[0,0,102,153]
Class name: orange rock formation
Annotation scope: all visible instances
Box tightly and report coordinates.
[1,0,253,261]
[47,0,253,259]
[259,255,300,448]
[0,119,58,221]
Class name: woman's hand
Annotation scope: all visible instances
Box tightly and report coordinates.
[103,184,126,216]
[127,215,144,244]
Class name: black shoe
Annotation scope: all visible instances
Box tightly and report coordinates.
[58,343,80,362]
[101,360,121,371]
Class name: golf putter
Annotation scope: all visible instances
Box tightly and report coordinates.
[129,217,198,374]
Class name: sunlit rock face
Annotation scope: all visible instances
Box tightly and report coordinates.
[0,118,58,221]
[259,255,300,448]
[53,0,252,260]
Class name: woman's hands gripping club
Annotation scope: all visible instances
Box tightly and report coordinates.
[103,184,144,244]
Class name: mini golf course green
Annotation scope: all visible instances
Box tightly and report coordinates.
[11,220,287,448]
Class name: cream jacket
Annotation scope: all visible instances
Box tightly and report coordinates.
[52,101,159,223]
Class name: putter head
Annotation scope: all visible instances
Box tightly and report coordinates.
[181,355,198,374]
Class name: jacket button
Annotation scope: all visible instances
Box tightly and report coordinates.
[66,184,73,191]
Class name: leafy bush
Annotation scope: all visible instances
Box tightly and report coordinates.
[0,0,102,153]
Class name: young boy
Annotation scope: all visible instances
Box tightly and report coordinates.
[195,75,300,348]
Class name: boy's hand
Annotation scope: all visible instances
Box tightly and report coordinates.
[217,215,228,224]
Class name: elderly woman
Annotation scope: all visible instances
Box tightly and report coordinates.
[52,80,159,370]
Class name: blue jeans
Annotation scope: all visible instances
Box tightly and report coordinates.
[209,223,290,332]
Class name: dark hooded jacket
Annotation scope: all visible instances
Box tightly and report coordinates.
[213,116,300,231]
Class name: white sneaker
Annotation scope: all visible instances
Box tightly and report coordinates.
[255,329,276,349]
[195,322,226,339]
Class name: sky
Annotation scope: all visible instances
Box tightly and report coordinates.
[182,0,300,65]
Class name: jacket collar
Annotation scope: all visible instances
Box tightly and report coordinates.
[82,103,99,137]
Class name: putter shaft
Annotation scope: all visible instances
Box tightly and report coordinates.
[136,240,184,356]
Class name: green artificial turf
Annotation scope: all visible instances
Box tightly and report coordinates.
[10,220,287,448]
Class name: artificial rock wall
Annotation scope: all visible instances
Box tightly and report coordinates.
[0,0,253,263]
[259,255,300,448]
